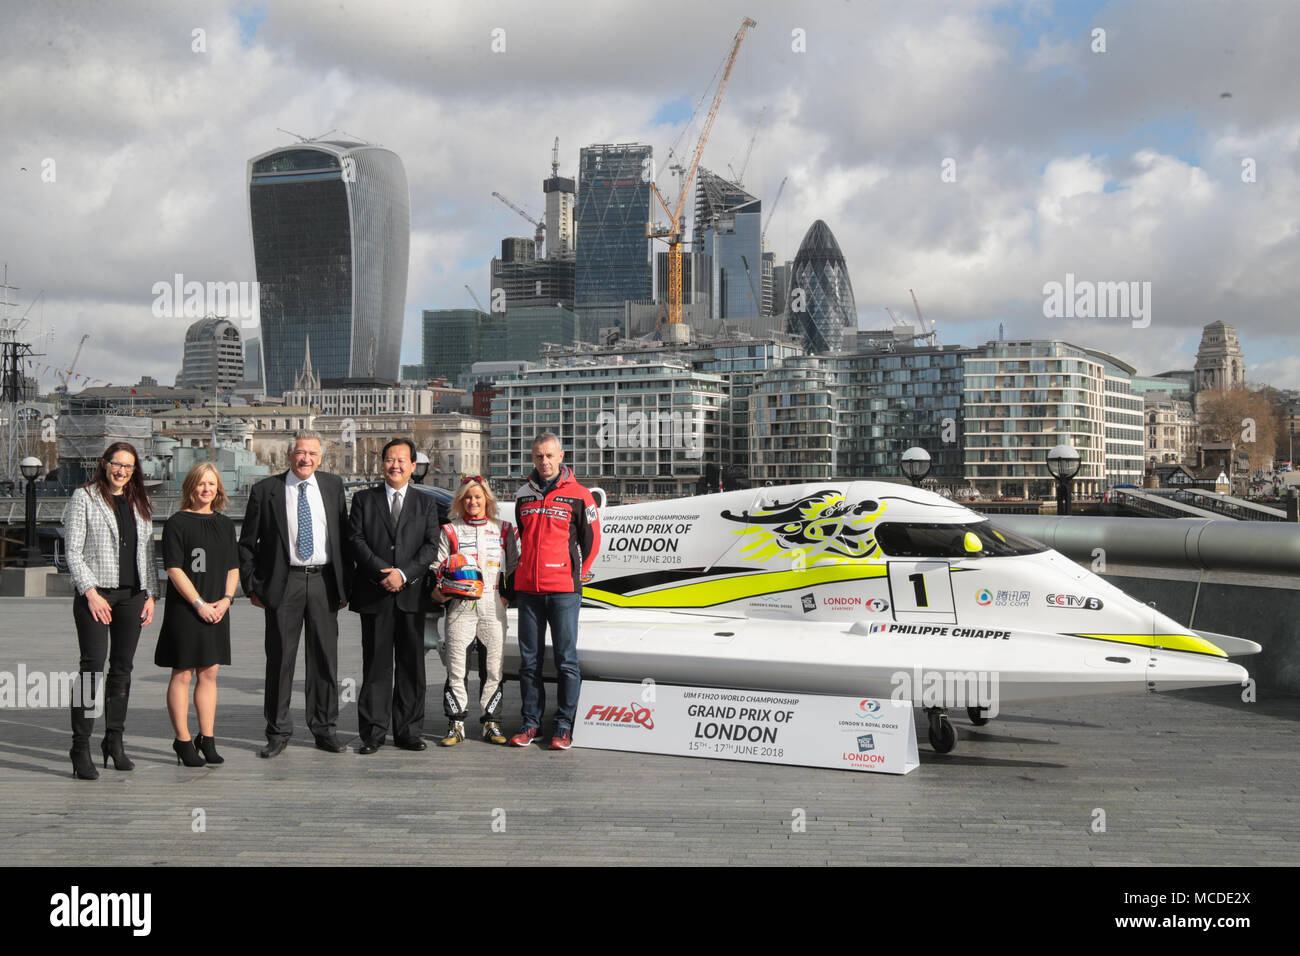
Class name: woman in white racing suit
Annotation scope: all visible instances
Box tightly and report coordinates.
[433,477,519,746]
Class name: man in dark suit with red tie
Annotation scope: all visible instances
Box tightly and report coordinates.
[239,432,352,757]
[348,438,441,753]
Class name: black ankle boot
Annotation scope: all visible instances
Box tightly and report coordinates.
[101,731,135,771]
[194,734,224,765]
[70,742,99,780]
[172,739,206,768]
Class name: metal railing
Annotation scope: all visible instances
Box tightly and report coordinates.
[1163,487,1287,522]
[0,498,72,523]
[1111,488,1221,520]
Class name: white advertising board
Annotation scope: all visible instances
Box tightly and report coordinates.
[574,680,919,774]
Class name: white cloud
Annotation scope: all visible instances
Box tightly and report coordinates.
[1,0,1298,389]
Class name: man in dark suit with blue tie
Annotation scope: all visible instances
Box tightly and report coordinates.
[348,438,441,753]
[240,432,352,757]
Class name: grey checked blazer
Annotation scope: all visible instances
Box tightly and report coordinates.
[62,486,157,598]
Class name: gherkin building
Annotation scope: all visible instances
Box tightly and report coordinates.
[786,220,857,353]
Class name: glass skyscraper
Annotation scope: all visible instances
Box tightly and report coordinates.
[787,219,857,353]
[248,140,410,397]
[420,309,505,384]
[575,144,653,341]
[695,168,762,320]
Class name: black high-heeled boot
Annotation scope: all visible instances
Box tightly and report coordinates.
[172,738,206,767]
[70,742,99,780]
[101,732,135,771]
[70,674,99,780]
[194,734,224,765]
[102,690,134,770]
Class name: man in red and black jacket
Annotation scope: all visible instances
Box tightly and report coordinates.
[509,432,600,751]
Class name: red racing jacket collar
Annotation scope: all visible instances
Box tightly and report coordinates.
[527,464,573,495]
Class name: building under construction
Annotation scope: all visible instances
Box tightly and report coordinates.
[489,237,575,311]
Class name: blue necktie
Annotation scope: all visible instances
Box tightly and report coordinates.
[295,483,314,562]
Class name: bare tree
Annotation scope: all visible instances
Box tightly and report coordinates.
[1198,386,1278,471]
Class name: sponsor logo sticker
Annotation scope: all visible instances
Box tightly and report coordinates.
[856,699,884,720]
[1045,593,1103,610]
[583,703,655,730]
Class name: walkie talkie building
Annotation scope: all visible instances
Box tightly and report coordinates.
[248,140,410,397]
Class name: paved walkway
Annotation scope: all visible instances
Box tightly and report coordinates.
[1,598,1296,865]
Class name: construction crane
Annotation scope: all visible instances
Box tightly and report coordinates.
[727,105,766,186]
[761,175,787,245]
[648,16,756,331]
[491,191,545,258]
[464,284,488,313]
[909,289,939,344]
[879,307,936,345]
[56,333,90,392]
[551,136,560,178]
[739,255,760,312]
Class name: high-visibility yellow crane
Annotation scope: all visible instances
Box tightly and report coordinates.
[648,17,756,331]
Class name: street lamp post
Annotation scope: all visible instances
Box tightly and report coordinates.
[900,446,932,488]
[20,456,44,567]
[1047,444,1082,517]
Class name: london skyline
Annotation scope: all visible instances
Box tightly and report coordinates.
[2,0,1297,389]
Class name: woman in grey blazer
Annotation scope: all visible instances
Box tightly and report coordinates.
[62,442,156,779]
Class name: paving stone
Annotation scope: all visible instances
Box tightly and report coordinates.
[1,596,1296,865]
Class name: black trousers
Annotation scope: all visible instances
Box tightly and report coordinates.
[264,569,339,740]
[71,588,146,741]
[358,603,427,743]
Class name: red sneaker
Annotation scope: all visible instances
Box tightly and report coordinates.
[549,730,573,751]
[509,726,543,747]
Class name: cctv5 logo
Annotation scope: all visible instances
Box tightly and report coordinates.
[1045,593,1103,610]
[584,703,655,730]
[856,699,883,720]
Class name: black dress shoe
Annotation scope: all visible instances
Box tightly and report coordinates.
[395,736,428,752]
[258,737,289,759]
[314,734,346,753]
[357,738,384,755]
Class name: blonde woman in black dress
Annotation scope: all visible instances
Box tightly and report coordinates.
[155,463,240,767]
